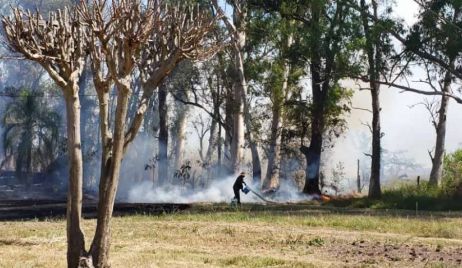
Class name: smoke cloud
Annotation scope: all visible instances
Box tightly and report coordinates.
[127,173,317,204]
[127,176,260,203]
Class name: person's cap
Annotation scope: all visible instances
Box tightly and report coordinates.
[240,171,246,176]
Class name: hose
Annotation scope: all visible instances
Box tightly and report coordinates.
[245,185,278,204]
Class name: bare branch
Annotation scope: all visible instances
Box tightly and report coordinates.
[428,149,434,162]
[353,76,462,104]
[0,55,25,60]
[125,2,222,150]
[344,0,462,80]
[361,121,373,133]
[2,6,87,90]
[171,91,228,131]
[352,106,373,113]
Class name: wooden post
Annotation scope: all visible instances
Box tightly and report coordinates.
[357,159,361,193]
[417,176,420,187]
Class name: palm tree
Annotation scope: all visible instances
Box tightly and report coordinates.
[1,88,61,186]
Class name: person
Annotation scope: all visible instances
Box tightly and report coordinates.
[233,172,247,205]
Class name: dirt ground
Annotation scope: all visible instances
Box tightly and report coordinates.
[0,204,461,267]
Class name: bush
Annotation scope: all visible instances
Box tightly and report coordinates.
[442,149,462,197]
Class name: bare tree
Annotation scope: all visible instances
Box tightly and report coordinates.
[79,2,159,266]
[169,54,228,177]
[418,61,456,186]
[2,7,87,268]
[192,114,211,162]
[79,1,220,267]
[3,1,220,267]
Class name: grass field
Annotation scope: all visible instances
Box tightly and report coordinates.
[1,203,462,267]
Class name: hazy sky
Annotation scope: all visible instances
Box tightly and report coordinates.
[333,0,462,177]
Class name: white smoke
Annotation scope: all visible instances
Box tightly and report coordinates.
[127,174,318,204]
[127,175,261,203]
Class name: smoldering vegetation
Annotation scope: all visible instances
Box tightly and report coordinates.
[116,134,313,203]
[126,173,312,203]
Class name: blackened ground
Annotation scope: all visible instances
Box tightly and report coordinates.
[0,200,191,221]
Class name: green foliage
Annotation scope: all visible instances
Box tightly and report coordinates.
[357,0,396,79]
[329,181,462,211]
[406,0,462,66]
[1,87,61,182]
[323,85,353,142]
[247,1,358,148]
[442,149,462,196]
[219,256,294,268]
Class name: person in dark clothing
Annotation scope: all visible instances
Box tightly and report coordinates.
[233,172,247,204]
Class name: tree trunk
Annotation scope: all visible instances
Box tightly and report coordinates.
[240,74,261,184]
[249,140,261,184]
[25,135,33,188]
[158,84,169,186]
[301,61,325,195]
[224,88,234,173]
[229,1,247,175]
[205,93,220,164]
[230,85,245,173]
[174,101,188,170]
[206,117,218,163]
[301,121,323,195]
[429,69,452,186]
[90,82,131,268]
[368,81,382,198]
[263,47,291,189]
[427,7,459,186]
[217,122,223,170]
[64,85,86,268]
[301,4,326,195]
[263,105,283,190]
[360,0,382,198]
[240,62,261,184]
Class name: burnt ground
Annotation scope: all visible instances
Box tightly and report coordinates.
[0,200,191,221]
[0,178,191,220]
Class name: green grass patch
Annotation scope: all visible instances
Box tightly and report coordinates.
[136,204,462,239]
[219,255,312,268]
[328,182,462,211]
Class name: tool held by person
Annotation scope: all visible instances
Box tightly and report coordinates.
[231,171,277,205]
[243,184,277,204]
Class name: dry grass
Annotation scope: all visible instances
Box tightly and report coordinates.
[1,204,462,267]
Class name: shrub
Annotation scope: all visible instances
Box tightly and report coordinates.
[442,149,462,197]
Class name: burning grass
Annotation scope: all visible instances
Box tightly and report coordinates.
[1,203,462,267]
